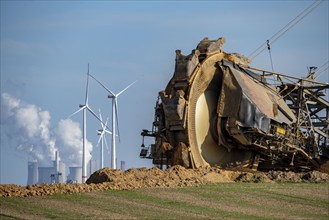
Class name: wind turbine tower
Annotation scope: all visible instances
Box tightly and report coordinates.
[97,109,111,169]
[69,65,108,182]
[90,74,137,169]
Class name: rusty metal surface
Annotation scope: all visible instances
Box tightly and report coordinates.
[140,37,328,171]
[221,60,296,133]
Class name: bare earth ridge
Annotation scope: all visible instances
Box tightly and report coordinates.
[1,163,329,198]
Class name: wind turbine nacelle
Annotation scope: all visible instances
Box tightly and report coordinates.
[79,104,85,108]
[108,95,115,99]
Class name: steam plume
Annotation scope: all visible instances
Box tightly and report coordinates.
[0,93,92,166]
[56,119,92,166]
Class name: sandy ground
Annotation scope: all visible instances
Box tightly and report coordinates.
[1,164,329,198]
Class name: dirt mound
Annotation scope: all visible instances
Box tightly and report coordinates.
[317,161,329,174]
[265,170,329,182]
[1,166,329,198]
[86,166,242,188]
[266,171,304,182]
[235,172,273,183]
[87,165,329,185]
[301,171,329,182]
[0,183,115,198]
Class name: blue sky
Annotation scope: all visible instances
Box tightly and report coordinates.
[1,1,328,185]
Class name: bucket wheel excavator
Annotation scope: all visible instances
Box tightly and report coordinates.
[140,37,329,171]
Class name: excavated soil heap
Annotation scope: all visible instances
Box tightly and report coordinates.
[86,166,238,187]
[1,166,329,198]
[87,166,329,185]
[317,161,329,174]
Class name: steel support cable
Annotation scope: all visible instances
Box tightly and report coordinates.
[314,60,329,99]
[248,0,323,60]
[243,65,329,86]
[315,61,329,79]
[267,40,275,72]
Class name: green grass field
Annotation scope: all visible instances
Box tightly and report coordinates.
[1,183,328,219]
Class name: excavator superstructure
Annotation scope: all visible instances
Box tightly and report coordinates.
[140,37,329,171]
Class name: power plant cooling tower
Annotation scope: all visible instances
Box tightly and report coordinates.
[27,161,38,185]
[67,167,82,184]
[38,167,55,184]
[52,160,67,184]
[58,161,66,183]
[27,151,69,184]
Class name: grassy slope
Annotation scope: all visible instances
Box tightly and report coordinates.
[0,183,328,220]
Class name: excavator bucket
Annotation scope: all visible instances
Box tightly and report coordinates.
[140,37,329,171]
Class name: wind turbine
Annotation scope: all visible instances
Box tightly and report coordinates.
[96,109,112,169]
[68,65,109,183]
[89,74,137,169]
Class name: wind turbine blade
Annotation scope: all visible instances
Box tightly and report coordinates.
[115,99,121,142]
[96,127,105,146]
[97,135,102,146]
[98,108,107,130]
[105,116,109,127]
[67,106,85,118]
[86,106,112,131]
[87,105,104,123]
[104,135,110,154]
[105,130,112,135]
[98,108,103,122]
[117,80,137,97]
[99,127,106,138]
[85,65,90,104]
[101,128,106,137]
[102,117,111,133]
[89,74,115,97]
